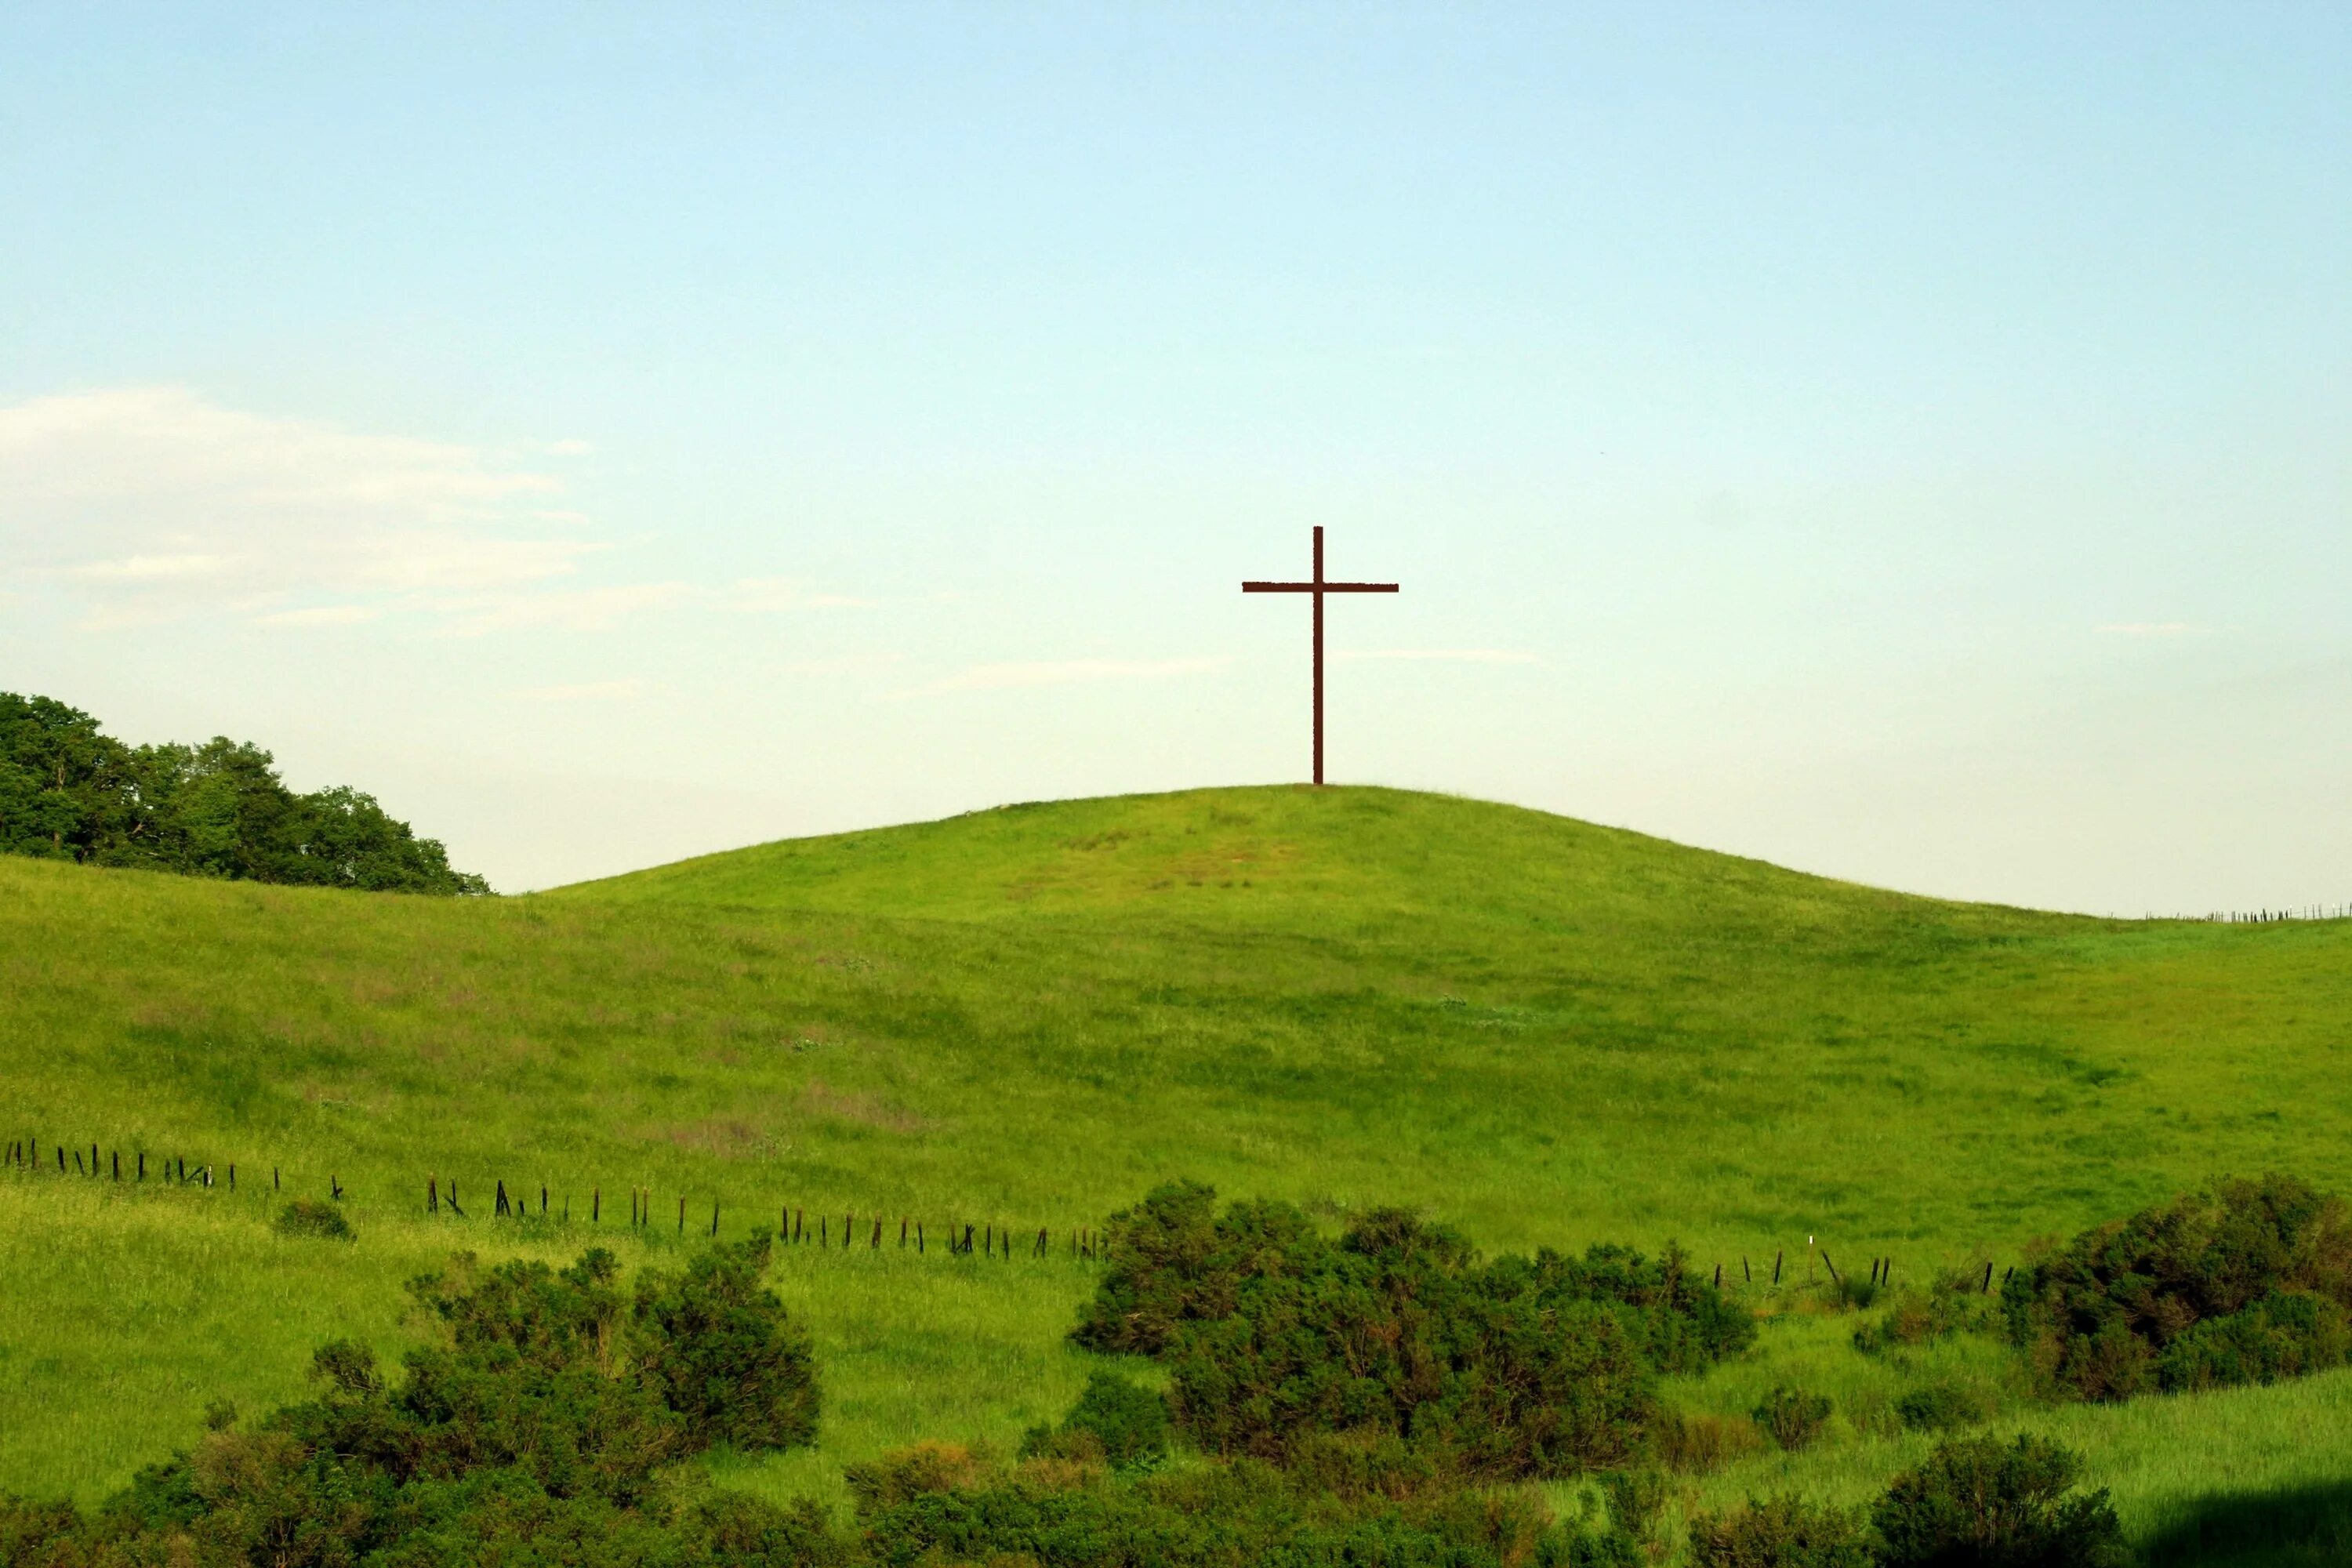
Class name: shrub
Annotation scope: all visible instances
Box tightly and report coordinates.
[1488,1238,1759,1373]
[1019,1370,1171,1469]
[1873,1433,2126,1567]
[274,1198,353,1240]
[1071,1179,1325,1356]
[1687,1495,1876,1568]
[1856,1287,1978,1356]
[2154,1289,2352,1392]
[2003,1174,2352,1401]
[855,1451,1594,1568]
[0,1244,837,1567]
[1076,1185,1751,1480]
[631,1231,819,1451]
[1752,1386,1832,1451]
[1281,1428,1449,1501]
[1894,1381,1988,1434]
[1596,1467,1668,1541]
[1074,1183,1752,1374]
[1167,1236,1659,1477]
[844,1440,998,1512]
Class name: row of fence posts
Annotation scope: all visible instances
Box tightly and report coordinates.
[2198,906,2352,923]
[5,1138,291,1194]
[1711,1250,2012,1295]
[12,1139,2023,1290]
[419,1173,1103,1258]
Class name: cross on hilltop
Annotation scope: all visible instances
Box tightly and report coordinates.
[1242,527,1398,786]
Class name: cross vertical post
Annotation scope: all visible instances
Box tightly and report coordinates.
[1243,526,1398,786]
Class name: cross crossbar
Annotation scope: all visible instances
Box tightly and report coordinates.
[1240,526,1398,785]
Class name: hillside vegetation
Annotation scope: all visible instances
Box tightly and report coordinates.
[0,691,487,893]
[4,786,2350,1559]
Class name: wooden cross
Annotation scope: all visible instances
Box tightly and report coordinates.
[1243,526,1399,786]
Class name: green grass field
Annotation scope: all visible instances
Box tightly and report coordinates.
[5,785,2350,1559]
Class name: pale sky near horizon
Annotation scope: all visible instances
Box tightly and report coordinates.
[3,5,2347,912]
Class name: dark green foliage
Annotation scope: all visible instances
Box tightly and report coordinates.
[1070,1185,1744,1481]
[633,1232,820,1450]
[1895,1381,1988,1434]
[851,1446,1606,1568]
[271,1198,353,1240]
[1753,1386,1833,1451]
[0,691,488,894]
[1872,1434,2127,1567]
[1163,1206,1660,1477]
[1891,1382,1985,1439]
[1020,1372,1171,1469]
[0,1245,834,1566]
[2002,1174,2352,1400]
[1686,1495,1876,1568]
[2154,1289,2352,1392]
[1495,1238,1759,1374]
[1069,1180,1321,1356]
[1595,1466,1668,1541]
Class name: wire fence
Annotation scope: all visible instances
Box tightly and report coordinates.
[5,1131,2014,1293]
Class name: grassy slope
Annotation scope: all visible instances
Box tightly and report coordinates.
[3,785,2349,1554]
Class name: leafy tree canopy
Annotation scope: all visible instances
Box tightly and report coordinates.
[0,691,488,895]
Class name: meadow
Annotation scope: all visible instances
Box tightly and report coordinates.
[4,784,2350,1559]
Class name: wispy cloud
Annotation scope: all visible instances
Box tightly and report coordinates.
[2096,622,2205,637]
[721,578,877,613]
[432,583,690,636]
[0,387,597,630]
[252,604,382,629]
[1334,648,1540,664]
[924,657,1233,693]
[2,388,887,642]
[514,677,651,702]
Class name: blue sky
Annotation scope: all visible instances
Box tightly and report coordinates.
[3,5,2347,906]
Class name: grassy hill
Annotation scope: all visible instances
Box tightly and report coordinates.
[4,785,2350,1558]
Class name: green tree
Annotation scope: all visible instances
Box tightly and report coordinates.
[0,691,489,895]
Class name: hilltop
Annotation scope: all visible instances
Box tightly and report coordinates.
[3,785,2350,1547]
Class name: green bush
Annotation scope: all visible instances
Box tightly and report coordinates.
[1894,1381,1988,1434]
[1686,1495,1875,1568]
[631,1231,819,1451]
[1596,1466,1668,1541]
[1069,1179,1325,1356]
[1071,1185,1748,1481]
[855,1449,1595,1568]
[273,1198,353,1240]
[0,1245,828,1566]
[1029,1371,1170,1469]
[2003,1174,2352,1401]
[2154,1289,2352,1392]
[1873,1433,2126,1567]
[1165,1207,1660,1477]
[1752,1386,1832,1451]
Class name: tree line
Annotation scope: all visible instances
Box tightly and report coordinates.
[0,692,488,895]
